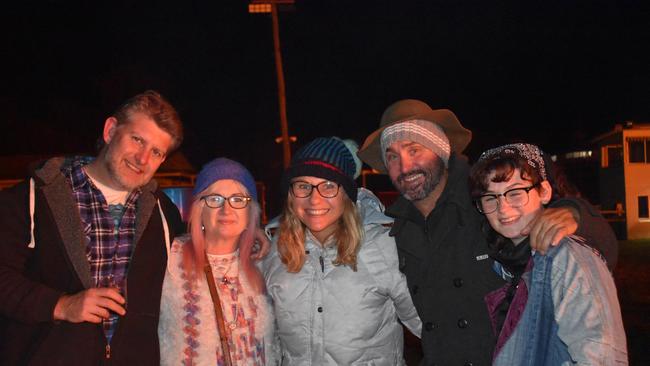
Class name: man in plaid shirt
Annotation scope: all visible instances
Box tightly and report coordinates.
[0,90,186,364]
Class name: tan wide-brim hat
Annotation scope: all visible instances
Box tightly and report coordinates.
[358,99,472,173]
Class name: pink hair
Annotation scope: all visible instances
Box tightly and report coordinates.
[182,185,265,294]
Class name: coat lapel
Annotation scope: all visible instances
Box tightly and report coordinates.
[134,181,158,249]
[41,176,94,289]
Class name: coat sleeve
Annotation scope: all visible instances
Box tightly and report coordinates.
[375,229,422,338]
[550,197,618,270]
[550,242,628,364]
[0,182,63,323]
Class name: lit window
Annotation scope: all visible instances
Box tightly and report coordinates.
[565,151,593,159]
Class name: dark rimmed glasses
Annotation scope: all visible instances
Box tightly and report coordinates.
[476,185,539,214]
[290,180,340,198]
[201,194,251,209]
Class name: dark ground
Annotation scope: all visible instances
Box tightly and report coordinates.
[403,240,650,365]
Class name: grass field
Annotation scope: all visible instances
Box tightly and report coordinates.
[616,240,650,303]
[615,240,650,365]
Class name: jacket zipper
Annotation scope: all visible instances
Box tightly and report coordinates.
[319,255,324,272]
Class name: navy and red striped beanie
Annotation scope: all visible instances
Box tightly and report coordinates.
[283,137,358,202]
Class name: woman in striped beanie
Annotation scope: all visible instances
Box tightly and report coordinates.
[263,137,421,365]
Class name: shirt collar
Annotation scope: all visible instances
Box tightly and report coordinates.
[65,156,143,203]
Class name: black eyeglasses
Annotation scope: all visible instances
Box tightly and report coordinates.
[201,194,251,209]
[476,185,539,214]
[290,180,340,198]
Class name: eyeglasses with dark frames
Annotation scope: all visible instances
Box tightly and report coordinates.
[290,180,340,198]
[476,185,539,214]
[201,194,251,209]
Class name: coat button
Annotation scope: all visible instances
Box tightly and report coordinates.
[412,285,419,295]
[317,307,323,313]
[453,278,463,287]
[457,318,469,328]
[424,322,436,331]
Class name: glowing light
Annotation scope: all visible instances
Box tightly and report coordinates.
[565,150,593,159]
[248,3,272,13]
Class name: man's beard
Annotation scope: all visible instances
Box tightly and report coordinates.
[392,160,445,201]
[102,143,148,192]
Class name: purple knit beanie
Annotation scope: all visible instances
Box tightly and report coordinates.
[193,158,257,201]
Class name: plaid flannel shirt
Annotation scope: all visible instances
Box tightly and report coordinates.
[65,157,141,344]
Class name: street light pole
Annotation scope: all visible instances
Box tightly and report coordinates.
[249,0,294,168]
[270,4,291,169]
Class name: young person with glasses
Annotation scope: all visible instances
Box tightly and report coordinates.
[469,143,627,365]
[159,158,279,366]
[263,137,421,365]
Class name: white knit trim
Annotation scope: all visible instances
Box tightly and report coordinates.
[28,178,36,249]
[382,120,450,156]
[158,199,172,271]
[380,120,451,168]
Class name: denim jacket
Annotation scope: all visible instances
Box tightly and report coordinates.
[492,236,628,366]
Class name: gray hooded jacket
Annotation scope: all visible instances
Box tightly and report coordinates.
[263,188,421,365]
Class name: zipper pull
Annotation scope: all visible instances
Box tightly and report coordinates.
[319,255,324,272]
[105,344,111,359]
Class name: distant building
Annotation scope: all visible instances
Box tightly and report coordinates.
[592,122,650,240]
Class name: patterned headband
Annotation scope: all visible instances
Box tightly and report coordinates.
[478,143,547,180]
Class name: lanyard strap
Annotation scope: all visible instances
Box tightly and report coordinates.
[204,253,234,366]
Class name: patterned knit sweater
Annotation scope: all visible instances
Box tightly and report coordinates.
[159,235,279,365]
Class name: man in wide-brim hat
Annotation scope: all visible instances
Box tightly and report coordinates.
[359,99,475,215]
[359,99,470,173]
[357,99,618,366]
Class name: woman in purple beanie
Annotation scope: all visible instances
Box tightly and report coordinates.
[159,158,279,365]
[263,137,421,365]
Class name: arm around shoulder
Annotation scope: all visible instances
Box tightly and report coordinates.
[551,197,618,269]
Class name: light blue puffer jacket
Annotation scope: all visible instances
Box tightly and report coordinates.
[263,188,421,365]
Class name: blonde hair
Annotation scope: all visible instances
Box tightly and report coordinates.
[277,191,363,273]
[182,184,264,294]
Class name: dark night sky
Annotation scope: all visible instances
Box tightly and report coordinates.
[1,1,648,193]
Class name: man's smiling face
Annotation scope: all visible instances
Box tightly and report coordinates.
[385,140,445,201]
[99,113,172,191]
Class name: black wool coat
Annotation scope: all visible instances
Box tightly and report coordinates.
[387,156,504,366]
